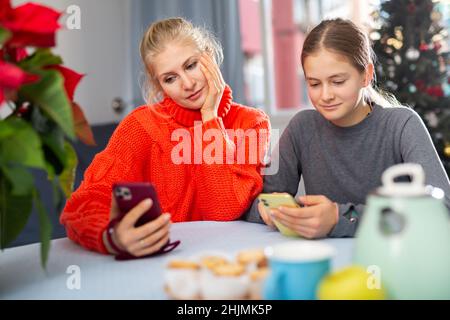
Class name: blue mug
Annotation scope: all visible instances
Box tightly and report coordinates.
[263,241,334,300]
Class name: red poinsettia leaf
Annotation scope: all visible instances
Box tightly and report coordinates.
[3,3,61,48]
[6,3,61,32]
[0,60,29,88]
[46,65,84,101]
[6,31,56,48]
[72,102,96,146]
[23,73,39,84]
[10,47,27,62]
[0,60,40,100]
[0,0,12,22]
[1,47,28,62]
[0,88,4,105]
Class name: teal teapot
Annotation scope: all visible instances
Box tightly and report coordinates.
[354,163,450,299]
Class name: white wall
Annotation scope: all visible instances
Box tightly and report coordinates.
[12,0,135,125]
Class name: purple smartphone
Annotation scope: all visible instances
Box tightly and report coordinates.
[113,182,162,227]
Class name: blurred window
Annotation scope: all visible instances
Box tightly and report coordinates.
[239,0,375,115]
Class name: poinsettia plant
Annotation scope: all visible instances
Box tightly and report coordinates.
[0,0,95,267]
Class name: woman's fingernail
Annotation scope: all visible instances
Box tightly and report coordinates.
[164,214,171,222]
[143,199,152,207]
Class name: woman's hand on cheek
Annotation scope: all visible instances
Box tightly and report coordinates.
[272,195,338,239]
[199,53,225,122]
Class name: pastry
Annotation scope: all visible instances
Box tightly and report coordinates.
[237,249,267,271]
[165,259,201,299]
[248,267,269,300]
[200,263,249,300]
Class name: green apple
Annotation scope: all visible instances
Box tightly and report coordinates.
[317,265,386,300]
[273,219,300,237]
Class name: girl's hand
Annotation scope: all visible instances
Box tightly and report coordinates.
[257,201,275,227]
[104,195,171,257]
[257,192,289,228]
[271,195,338,239]
[199,52,225,122]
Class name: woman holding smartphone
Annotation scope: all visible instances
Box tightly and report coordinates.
[61,17,270,257]
[246,18,450,238]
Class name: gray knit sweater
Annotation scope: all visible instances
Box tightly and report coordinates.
[244,104,450,237]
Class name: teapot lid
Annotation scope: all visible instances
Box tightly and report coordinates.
[377,163,428,197]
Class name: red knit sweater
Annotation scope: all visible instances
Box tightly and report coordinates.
[60,87,270,253]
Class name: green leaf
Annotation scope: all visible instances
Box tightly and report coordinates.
[0,120,16,140]
[59,142,78,199]
[52,178,65,213]
[0,165,34,196]
[0,175,33,249]
[0,27,11,46]
[33,190,52,269]
[30,106,66,174]
[41,126,67,174]
[45,160,56,180]
[20,69,76,139]
[0,118,46,169]
[18,49,63,71]
[30,103,52,134]
[43,145,65,175]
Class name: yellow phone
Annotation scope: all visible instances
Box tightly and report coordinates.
[257,193,300,210]
[257,193,300,237]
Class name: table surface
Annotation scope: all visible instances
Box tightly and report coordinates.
[0,221,354,299]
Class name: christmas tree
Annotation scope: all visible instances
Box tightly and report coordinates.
[371,0,450,176]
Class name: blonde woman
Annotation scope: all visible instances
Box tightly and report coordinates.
[61,18,270,258]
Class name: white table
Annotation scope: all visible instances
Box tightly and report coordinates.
[0,221,354,299]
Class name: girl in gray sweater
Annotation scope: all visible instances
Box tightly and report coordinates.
[245,18,450,238]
